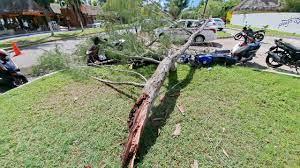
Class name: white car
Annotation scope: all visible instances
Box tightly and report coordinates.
[88,21,105,28]
[154,19,217,43]
[212,18,225,31]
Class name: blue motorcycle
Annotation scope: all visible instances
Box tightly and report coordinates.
[0,49,28,87]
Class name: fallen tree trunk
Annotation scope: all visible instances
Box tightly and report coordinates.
[122,19,210,168]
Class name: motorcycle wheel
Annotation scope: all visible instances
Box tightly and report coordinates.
[266,51,284,68]
[11,74,28,87]
[255,33,264,42]
[234,33,242,40]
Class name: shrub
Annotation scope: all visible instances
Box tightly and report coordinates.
[31,47,69,76]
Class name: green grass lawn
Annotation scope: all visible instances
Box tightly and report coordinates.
[0,28,105,49]
[216,31,232,38]
[226,24,300,38]
[0,66,299,167]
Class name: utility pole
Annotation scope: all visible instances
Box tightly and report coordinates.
[202,0,209,18]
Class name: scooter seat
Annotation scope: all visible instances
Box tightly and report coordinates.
[284,42,300,52]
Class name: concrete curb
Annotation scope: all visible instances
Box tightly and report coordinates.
[1,70,62,96]
[261,69,300,78]
[253,68,300,78]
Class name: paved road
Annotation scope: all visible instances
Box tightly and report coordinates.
[213,29,300,74]
[10,28,138,72]
[13,38,85,72]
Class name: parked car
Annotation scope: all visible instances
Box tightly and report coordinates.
[212,18,225,31]
[154,19,217,43]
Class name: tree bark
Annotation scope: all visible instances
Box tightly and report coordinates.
[43,9,54,36]
[73,0,84,32]
[121,19,210,168]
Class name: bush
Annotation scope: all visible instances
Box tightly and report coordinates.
[31,47,70,76]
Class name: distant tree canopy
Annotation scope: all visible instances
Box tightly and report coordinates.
[166,0,190,20]
[102,0,143,23]
[285,0,300,12]
[180,0,241,19]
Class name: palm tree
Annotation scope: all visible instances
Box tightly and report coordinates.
[34,0,55,36]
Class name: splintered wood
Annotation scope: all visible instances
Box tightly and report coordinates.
[122,19,209,168]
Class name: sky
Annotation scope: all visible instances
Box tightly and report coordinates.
[144,0,203,8]
[189,0,202,8]
[160,0,202,8]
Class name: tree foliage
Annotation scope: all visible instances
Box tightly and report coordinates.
[285,0,300,12]
[102,0,143,23]
[179,0,240,19]
[167,0,190,20]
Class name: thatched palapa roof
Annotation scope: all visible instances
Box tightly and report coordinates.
[233,0,283,11]
[0,0,44,15]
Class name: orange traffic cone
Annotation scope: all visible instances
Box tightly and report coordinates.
[12,42,22,56]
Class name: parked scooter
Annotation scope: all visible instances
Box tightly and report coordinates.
[266,39,300,71]
[178,32,261,65]
[234,25,266,42]
[0,49,28,87]
[232,32,262,63]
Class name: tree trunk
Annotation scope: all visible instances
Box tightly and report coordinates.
[122,19,210,168]
[43,9,54,36]
[73,0,84,32]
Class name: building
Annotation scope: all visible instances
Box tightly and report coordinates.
[231,0,300,34]
[0,0,51,35]
[60,4,100,28]
[0,0,101,36]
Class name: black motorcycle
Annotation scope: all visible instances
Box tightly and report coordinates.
[0,49,28,87]
[234,26,265,42]
[266,39,300,71]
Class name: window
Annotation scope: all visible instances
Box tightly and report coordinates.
[186,21,193,28]
[177,21,186,28]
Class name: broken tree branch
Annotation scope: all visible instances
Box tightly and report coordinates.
[122,19,210,168]
[110,50,161,64]
[146,38,158,47]
[91,76,145,88]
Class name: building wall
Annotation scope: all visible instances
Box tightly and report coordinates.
[231,13,300,34]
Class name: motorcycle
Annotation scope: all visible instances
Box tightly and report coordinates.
[0,49,28,87]
[234,25,265,42]
[266,39,300,71]
[178,51,237,67]
[232,32,262,63]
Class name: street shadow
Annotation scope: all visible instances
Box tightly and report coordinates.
[242,62,268,70]
[192,42,223,48]
[26,43,58,50]
[0,83,13,94]
[103,83,138,101]
[136,67,196,164]
[241,62,299,75]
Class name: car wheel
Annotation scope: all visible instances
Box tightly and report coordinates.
[194,35,205,43]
